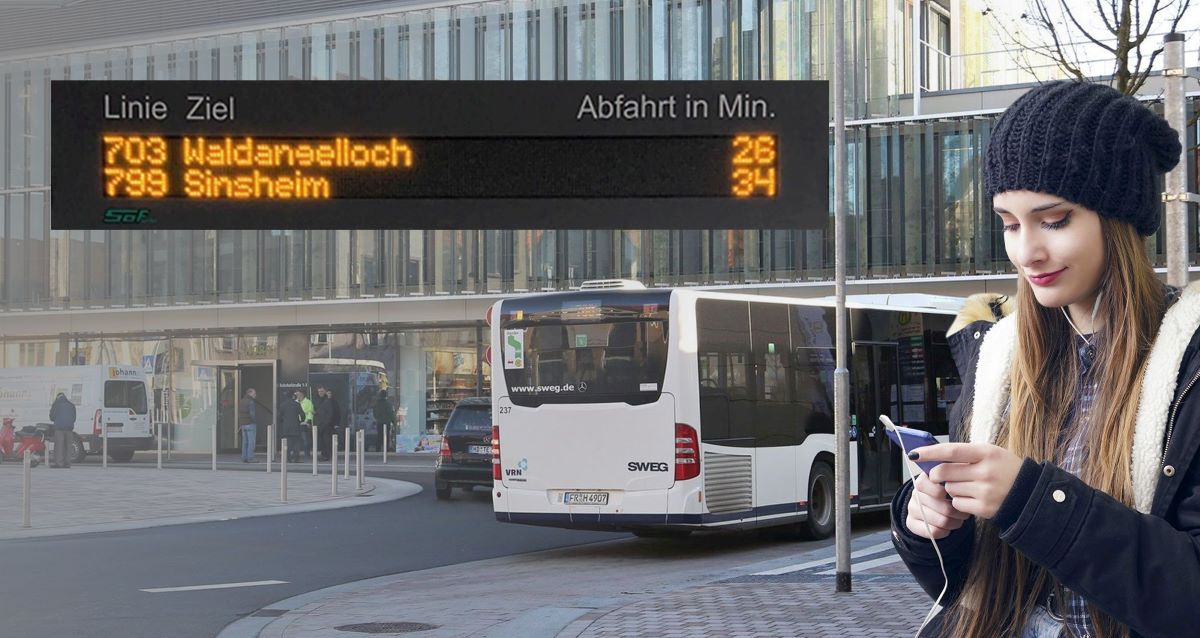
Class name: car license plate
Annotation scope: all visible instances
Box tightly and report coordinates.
[564,492,609,506]
[467,445,490,455]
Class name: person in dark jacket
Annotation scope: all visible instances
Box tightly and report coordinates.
[278,391,304,463]
[48,392,76,468]
[890,80,1200,638]
[371,389,394,453]
[238,388,258,463]
[314,386,339,461]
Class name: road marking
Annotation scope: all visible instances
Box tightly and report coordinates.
[140,580,288,593]
[753,541,895,575]
[815,552,903,575]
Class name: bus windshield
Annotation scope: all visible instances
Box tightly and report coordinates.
[496,291,667,405]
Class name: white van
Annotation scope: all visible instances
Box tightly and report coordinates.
[0,365,153,462]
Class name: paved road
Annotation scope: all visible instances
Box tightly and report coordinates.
[0,466,622,638]
[2,456,893,638]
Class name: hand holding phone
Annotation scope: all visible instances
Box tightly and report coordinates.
[879,415,942,476]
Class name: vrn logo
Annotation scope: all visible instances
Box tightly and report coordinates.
[103,208,157,225]
[505,457,529,477]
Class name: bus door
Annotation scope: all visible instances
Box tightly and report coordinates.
[851,342,903,507]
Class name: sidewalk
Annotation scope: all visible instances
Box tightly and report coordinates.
[0,464,420,540]
[223,529,933,638]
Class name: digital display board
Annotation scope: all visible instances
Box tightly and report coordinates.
[52,81,828,230]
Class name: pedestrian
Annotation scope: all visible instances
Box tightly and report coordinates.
[278,391,303,463]
[297,388,314,458]
[372,389,394,453]
[238,387,258,463]
[315,386,339,461]
[48,391,76,468]
[890,80,1197,638]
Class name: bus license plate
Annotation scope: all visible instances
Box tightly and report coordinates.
[467,445,490,455]
[565,492,608,506]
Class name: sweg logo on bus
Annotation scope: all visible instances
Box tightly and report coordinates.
[628,461,669,472]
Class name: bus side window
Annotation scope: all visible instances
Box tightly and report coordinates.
[751,301,796,447]
[696,299,752,445]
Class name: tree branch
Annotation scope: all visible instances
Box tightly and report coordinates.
[1096,0,1119,33]
[1128,46,1164,94]
[1030,0,1087,80]
[1132,0,1168,47]
[1060,0,1117,53]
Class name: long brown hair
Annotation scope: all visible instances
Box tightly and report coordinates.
[944,217,1165,638]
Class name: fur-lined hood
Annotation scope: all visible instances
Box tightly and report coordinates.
[948,292,1016,337]
[967,281,1200,514]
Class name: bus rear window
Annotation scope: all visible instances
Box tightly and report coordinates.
[104,380,148,414]
[503,319,668,406]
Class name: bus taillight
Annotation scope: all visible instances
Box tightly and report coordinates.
[492,425,502,480]
[93,409,102,436]
[675,423,700,481]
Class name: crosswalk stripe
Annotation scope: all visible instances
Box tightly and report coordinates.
[753,540,895,576]
[815,552,903,575]
[140,580,288,593]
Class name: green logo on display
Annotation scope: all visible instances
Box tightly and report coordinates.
[103,208,157,225]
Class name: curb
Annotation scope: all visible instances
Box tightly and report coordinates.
[0,474,420,541]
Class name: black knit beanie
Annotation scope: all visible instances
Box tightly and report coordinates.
[985,80,1182,236]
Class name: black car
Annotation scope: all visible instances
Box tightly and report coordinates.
[434,397,493,500]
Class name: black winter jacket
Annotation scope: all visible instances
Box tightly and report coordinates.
[278,398,303,437]
[315,396,340,430]
[891,283,1200,638]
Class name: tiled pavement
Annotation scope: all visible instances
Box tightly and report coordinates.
[225,529,935,638]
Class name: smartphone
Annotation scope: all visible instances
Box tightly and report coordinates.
[879,415,942,476]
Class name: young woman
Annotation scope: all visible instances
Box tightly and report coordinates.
[890,80,1198,638]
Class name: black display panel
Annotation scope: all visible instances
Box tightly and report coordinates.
[51,81,829,230]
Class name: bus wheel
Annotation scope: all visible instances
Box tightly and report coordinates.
[435,481,452,500]
[109,449,135,463]
[632,529,692,539]
[69,434,87,464]
[802,461,835,540]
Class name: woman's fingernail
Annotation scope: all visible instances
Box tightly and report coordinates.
[907,450,920,460]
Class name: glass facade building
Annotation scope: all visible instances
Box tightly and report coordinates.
[1,0,1196,452]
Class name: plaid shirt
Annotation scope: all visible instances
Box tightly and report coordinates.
[1051,333,1097,638]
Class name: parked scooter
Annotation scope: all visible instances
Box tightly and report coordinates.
[0,417,48,467]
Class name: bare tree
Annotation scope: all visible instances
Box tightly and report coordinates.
[982,0,1192,96]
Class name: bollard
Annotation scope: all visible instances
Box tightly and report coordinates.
[266,425,273,474]
[156,422,163,470]
[357,429,365,491]
[280,439,288,503]
[331,434,338,496]
[343,428,350,479]
[22,449,32,528]
[312,426,318,476]
[102,421,108,469]
[382,422,388,464]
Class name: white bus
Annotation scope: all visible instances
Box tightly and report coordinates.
[490,287,962,538]
[0,365,153,463]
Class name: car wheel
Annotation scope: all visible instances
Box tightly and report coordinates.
[70,434,87,464]
[435,481,452,500]
[109,449,135,463]
[802,461,835,540]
